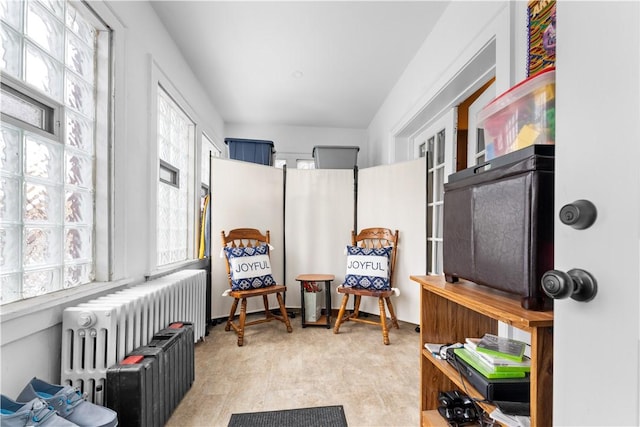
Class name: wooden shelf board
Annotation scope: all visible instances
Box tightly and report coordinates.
[411,275,553,330]
[302,314,330,327]
[422,410,487,427]
[422,410,447,427]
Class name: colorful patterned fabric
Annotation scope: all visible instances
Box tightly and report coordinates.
[224,244,275,291]
[344,245,392,290]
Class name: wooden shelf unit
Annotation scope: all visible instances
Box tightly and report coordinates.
[410,275,554,427]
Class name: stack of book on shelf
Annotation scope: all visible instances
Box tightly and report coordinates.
[454,334,531,380]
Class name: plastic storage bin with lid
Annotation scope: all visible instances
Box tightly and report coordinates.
[312,145,359,169]
[224,138,275,166]
[478,67,555,160]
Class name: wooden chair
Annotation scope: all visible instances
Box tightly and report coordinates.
[221,228,292,346]
[333,227,399,345]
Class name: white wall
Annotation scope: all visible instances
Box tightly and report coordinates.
[0,1,224,397]
[225,123,368,168]
[109,1,225,280]
[367,1,529,166]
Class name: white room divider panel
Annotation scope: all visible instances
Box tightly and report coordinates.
[210,158,285,319]
[357,159,426,324]
[209,157,426,325]
[284,168,355,309]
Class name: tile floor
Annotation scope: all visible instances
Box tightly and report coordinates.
[166,312,421,427]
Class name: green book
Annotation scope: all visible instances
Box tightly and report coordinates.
[464,345,531,373]
[453,348,527,379]
[475,333,527,362]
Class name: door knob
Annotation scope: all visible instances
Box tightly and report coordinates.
[559,199,597,229]
[541,269,597,302]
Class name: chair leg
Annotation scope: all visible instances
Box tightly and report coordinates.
[352,295,361,318]
[378,297,390,345]
[237,298,247,346]
[385,296,400,329]
[226,298,239,332]
[276,292,293,332]
[262,295,272,319]
[333,294,350,334]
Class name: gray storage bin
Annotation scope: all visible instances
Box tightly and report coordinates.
[312,145,359,169]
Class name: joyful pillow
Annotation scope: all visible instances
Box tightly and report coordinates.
[223,244,276,291]
[344,246,392,290]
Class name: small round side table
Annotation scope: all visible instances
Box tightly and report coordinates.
[295,274,334,328]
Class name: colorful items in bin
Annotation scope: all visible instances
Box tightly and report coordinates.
[478,67,555,160]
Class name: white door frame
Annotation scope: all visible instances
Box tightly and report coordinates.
[467,82,496,167]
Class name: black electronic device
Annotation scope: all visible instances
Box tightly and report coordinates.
[446,348,530,403]
[437,390,478,426]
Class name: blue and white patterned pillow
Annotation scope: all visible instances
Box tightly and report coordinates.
[344,245,393,290]
[223,244,276,291]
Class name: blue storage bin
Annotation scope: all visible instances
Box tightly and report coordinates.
[224,138,274,166]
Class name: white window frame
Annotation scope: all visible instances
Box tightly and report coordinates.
[0,74,62,139]
[410,108,457,275]
[201,131,221,196]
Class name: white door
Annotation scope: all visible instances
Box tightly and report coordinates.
[554,2,639,425]
[411,108,457,275]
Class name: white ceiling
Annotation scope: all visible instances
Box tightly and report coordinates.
[150,1,450,129]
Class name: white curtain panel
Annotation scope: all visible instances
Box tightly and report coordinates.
[284,168,354,309]
[210,158,285,318]
[357,159,427,324]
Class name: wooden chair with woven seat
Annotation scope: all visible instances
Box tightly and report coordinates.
[333,227,399,345]
[221,228,292,346]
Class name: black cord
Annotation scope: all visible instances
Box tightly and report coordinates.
[446,355,493,427]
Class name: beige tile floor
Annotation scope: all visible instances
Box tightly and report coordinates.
[166,312,421,427]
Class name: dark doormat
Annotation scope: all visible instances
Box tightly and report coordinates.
[228,405,347,427]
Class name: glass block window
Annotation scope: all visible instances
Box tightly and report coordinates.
[156,87,194,267]
[0,0,102,305]
[296,159,315,169]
